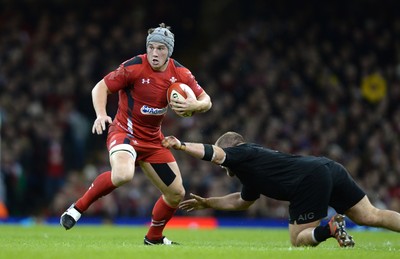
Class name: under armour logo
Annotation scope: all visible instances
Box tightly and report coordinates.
[142,78,150,84]
[170,77,177,83]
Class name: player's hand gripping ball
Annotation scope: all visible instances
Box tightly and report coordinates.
[167,82,196,117]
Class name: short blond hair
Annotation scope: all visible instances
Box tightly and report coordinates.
[215,131,245,148]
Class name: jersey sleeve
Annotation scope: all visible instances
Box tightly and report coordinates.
[221,146,253,167]
[104,55,144,93]
[176,67,204,97]
[103,64,130,93]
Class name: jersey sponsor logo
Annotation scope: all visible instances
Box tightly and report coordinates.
[297,212,315,222]
[142,78,150,84]
[140,105,167,115]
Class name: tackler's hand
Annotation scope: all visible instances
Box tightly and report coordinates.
[162,136,183,150]
[179,193,209,212]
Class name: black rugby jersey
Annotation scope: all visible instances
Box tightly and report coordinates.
[221,143,332,202]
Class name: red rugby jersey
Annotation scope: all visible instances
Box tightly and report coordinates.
[104,54,204,142]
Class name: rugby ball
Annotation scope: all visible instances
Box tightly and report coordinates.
[167,82,196,117]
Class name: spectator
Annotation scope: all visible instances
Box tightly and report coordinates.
[1,1,399,220]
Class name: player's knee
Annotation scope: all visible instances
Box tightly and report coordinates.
[112,170,134,186]
[289,233,304,247]
[164,187,185,207]
[111,162,135,185]
[109,145,136,185]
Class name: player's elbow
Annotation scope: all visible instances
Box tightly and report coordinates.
[205,99,212,111]
[197,93,212,113]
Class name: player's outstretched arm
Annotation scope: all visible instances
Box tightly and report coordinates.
[179,193,255,212]
[162,136,226,164]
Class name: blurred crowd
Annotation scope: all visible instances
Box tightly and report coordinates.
[1,0,400,221]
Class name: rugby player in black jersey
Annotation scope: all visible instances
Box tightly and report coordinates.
[162,131,400,247]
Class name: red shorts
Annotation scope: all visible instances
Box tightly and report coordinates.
[106,124,175,164]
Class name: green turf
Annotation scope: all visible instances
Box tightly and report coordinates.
[0,224,398,259]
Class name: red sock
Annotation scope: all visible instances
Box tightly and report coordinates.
[146,196,177,240]
[75,171,116,212]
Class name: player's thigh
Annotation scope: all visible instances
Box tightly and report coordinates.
[109,144,137,183]
[344,195,376,225]
[289,169,332,224]
[328,161,365,214]
[139,161,184,195]
[107,130,137,178]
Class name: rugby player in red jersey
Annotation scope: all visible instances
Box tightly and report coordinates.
[60,23,212,245]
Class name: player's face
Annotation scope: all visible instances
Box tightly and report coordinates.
[147,42,169,71]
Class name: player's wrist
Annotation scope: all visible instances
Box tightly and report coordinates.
[203,198,210,208]
[179,142,186,151]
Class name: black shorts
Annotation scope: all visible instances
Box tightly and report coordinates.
[288,161,365,224]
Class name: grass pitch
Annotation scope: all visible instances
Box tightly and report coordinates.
[0,224,398,259]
